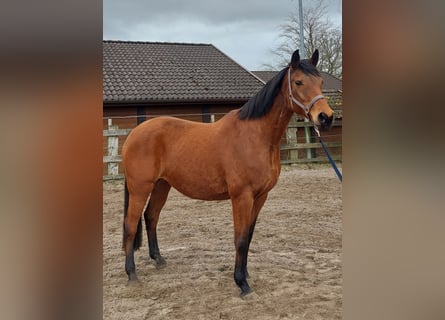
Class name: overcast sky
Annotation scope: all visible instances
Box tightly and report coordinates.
[103,0,341,71]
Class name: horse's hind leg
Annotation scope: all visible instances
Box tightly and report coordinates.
[123,180,153,282]
[143,178,171,268]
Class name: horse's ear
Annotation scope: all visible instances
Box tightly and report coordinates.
[290,50,300,69]
[310,50,319,67]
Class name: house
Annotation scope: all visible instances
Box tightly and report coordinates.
[103,40,265,129]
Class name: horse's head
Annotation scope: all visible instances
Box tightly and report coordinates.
[288,49,334,131]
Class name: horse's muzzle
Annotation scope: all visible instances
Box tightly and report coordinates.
[317,112,333,131]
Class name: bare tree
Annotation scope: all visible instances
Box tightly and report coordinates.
[264,0,342,78]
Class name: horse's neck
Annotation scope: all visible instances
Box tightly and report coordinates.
[259,89,294,146]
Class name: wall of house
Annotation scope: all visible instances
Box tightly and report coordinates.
[103,103,242,128]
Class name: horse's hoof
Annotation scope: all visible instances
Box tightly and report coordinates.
[127,277,141,287]
[241,290,259,301]
[155,256,166,269]
[128,272,138,281]
[239,285,252,297]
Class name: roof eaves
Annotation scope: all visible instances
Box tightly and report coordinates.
[103,97,249,106]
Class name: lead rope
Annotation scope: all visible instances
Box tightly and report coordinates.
[314,126,342,182]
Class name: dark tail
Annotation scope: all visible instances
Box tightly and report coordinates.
[123,178,143,251]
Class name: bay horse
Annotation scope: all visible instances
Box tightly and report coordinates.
[122,49,334,296]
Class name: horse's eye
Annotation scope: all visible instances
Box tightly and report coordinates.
[295,80,303,86]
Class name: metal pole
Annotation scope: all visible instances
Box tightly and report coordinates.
[298,0,306,59]
[299,0,312,159]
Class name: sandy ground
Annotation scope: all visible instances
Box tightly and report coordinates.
[103,165,342,319]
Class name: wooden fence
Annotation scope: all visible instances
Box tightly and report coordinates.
[103,117,342,180]
[103,119,130,180]
[282,118,342,164]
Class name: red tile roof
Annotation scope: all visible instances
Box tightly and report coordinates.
[103,40,264,103]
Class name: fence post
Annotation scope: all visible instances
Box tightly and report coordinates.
[107,119,119,177]
[286,116,298,161]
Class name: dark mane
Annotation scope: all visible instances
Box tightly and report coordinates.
[238,67,288,120]
[238,59,320,120]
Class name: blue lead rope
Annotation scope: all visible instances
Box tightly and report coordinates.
[314,127,342,182]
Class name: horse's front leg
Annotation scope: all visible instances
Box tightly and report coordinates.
[245,192,268,279]
[231,192,255,296]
